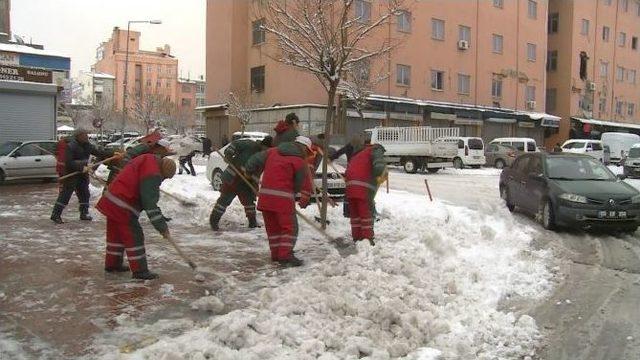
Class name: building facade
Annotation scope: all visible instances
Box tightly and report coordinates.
[75,71,116,107]
[0,0,9,42]
[205,0,560,145]
[93,27,179,111]
[546,0,640,146]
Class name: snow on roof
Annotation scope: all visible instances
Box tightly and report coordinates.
[573,116,640,130]
[57,125,74,131]
[92,72,115,79]
[0,42,70,59]
[195,103,227,111]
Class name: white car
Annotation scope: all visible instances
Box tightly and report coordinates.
[105,136,142,151]
[561,139,604,162]
[206,132,346,199]
[601,132,640,164]
[490,137,538,153]
[0,140,58,183]
[442,137,486,168]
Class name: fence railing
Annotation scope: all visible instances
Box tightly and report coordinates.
[373,127,460,143]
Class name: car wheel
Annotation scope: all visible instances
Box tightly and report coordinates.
[453,157,464,169]
[427,168,439,174]
[501,186,515,212]
[0,169,5,184]
[495,159,506,169]
[542,200,556,230]
[403,159,417,174]
[211,169,223,191]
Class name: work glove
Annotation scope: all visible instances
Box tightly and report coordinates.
[83,165,94,175]
[376,170,389,185]
[299,195,310,209]
[113,151,125,161]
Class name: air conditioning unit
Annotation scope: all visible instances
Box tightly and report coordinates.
[457,40,469,50]
[526,100,536,110]
[587,81,596,91]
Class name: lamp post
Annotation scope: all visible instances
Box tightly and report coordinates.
[121,19,162,146]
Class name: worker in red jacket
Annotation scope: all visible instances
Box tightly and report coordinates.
[96,154,176,280]
[246,136,314,267]
[345,142,387,243]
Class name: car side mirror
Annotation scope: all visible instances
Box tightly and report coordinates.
[617,174,628,180]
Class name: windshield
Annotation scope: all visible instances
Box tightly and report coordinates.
[468,138,484,150]
[546,156,616,181]
[562,142,586,149]
[629,147,640,158]
[0,141,21,156]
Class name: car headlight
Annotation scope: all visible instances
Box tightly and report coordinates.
[559,193,588,204]
[632,195,640,204]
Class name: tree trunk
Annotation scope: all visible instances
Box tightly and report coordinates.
[320,85,337,229]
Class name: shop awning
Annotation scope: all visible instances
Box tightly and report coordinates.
[572,117,640,130]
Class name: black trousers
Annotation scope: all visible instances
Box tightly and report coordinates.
[179,156,196,176]
[52,175,90,217]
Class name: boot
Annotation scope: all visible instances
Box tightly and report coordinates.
[248,216,260,228]
[105,265,130,273]
[132,270,159,280]
[80,213,93,221]
[278,256,304,267]
[51,205,64,224]
[210,210,221,231]
[50,215,64,224]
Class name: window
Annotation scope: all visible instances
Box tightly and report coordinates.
[617,66,625,81]
[182,84,192,92]
[14,144,41,157]
[633,36,638,50]
[603,26,610,41]
[432,19,445,40]
[629,103,636,116]
[181,98,192,107]
[600,61,609,78]
[493,0,503,8]
[581,19,590,35]
[166,81,171,88]
[492,34,503,53]
[156,80,161,88]
[617,100,624,115]
[628,69,637,84]
[548,13,559,34]
[355,0,371,22]
[431,69,444,90]
[604,0,612,5]
[579,51,589,80]
[637,0,640,16]
[622,0,629,12]
[458,25,470,43]
[528,0,537,19]
[354,59,370,82]
[619,32,627,47]
[458,74,471,94]
[492,75,503,98]
[527,43,537,61]
[147,65,153,73]
[397,11,411,32]
[396,64,411,86]
[599,98,607,113]
[252,18,265,45]
[251,66,265,92]
[146,79,151,87]
[547,50,558,71]
[546,88,557,112]
[526,85,536,102]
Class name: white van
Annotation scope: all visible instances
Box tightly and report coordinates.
[601,132,640,164]
[561,139,605,162]
[490,137,538,153]
[442,137,486,168]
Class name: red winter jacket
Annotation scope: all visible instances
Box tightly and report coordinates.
[247,144,313,214]
[345,144,387,199]
[96,154,168,233]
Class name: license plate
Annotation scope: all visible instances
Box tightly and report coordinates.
[598,210,626,219]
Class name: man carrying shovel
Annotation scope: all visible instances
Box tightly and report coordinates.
[51,129,118,224]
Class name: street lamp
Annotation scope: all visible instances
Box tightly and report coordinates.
[121,19,162,146]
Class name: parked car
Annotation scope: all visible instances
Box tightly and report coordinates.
[561,139,605,162]
[105,136,142,151]
[0,140,58,183]
[601,132,640,165]
[623,144,640,178]
[206,134,346,199]
[499,152,640,232]
[490,137,538,154]
[485,143,518,169]
[441,137,486,168]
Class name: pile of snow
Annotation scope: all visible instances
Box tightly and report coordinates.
[97,178,552,359]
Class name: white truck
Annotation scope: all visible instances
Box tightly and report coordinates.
[601,132,640,165]
[366,126,460,174]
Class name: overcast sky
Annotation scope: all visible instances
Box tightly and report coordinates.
[11,0,206,79]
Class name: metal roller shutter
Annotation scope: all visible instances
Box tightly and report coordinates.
[0,92,55,143]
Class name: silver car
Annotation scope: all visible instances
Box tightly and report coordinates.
[0,141,58,183]
[485,143,518,169]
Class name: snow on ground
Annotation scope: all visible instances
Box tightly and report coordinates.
[89,164,552,359]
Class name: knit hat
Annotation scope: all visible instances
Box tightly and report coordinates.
[295,136,313,151]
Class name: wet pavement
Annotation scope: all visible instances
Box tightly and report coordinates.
[0,180,328,358]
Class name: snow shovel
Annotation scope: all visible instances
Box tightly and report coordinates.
[58,155,121,181]
[90,173,197,207]
[163,233,206,282]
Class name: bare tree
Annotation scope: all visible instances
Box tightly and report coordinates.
[129,92,173,134]
[164,104,197,135]
[227,91,254,133]
[260,0,403,227]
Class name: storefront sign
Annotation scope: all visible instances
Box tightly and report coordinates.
[454,118,483,126]
[518,122,536,128]
[0,52,19,65]
[0,65,53,83]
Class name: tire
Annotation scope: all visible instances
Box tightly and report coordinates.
[623,226,638,234]
[495,159,506,169]
[403,159,418,174]
[541,200,556,230]
[501,186,515,212]
[453,157,464,169]
[0,169,4,184]
[427,168,439,174]
[211,169,223,191]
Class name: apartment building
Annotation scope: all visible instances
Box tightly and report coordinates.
[546,0,640,146]
[0,0,9,42]
[93,27,179,111]
[75,71,116,107]
[204,0,560,145]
